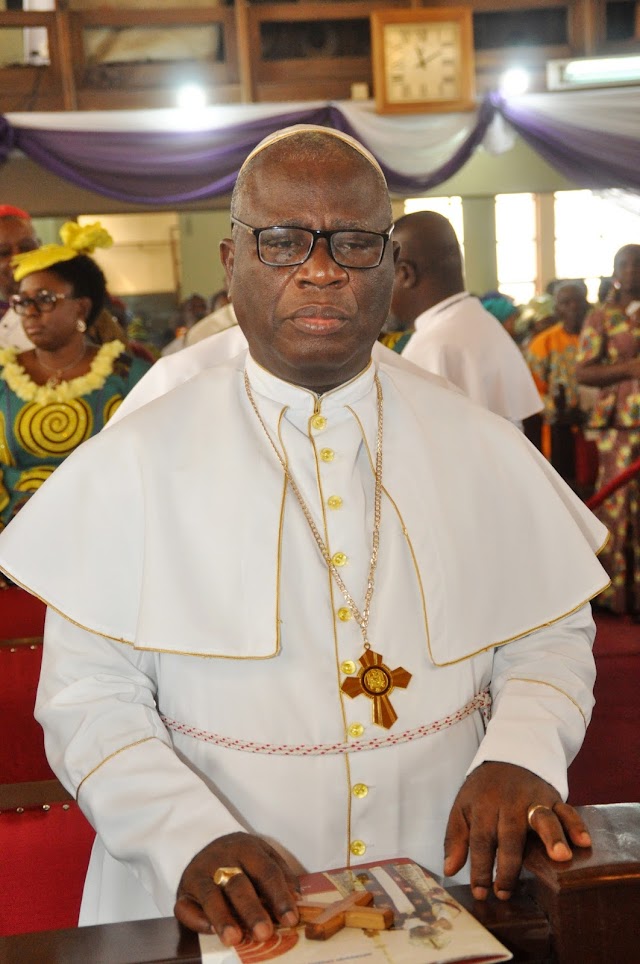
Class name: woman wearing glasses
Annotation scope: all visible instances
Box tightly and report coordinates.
[0,221,151,533]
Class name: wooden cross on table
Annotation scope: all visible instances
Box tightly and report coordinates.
[296,890,394,941]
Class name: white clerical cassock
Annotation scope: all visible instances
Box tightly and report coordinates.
[0,350,607,926]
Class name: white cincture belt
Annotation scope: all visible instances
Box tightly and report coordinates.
[160,689,491,756]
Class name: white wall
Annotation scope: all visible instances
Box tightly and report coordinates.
[177,211,229,301]
[77,212,179,295]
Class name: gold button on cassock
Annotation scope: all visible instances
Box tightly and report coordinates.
[320,448,335,462]
[352,783,368,798]
[311,414,327,430]
[332,552,347,566]
[341,660,356,674]
[350,840,366,856]
[337,607,352,622]
[348,722,364,738]
[327,495,343,509]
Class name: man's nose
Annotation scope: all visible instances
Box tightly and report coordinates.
[295,238,348,286]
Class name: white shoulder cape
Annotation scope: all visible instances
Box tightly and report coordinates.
[0,353,607,665]
[403,296,543,421]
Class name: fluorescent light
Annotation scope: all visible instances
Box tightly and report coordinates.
[547,55,640,90]
[176,84,207,111]
[500,68,530,97]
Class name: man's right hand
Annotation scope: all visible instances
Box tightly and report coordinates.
[174,831,300,942]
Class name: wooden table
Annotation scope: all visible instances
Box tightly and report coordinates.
[1,803,638,964]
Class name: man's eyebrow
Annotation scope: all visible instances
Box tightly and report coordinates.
[254,219,384,231]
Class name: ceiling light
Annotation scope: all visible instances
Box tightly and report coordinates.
[499,67,530,97]
[176,84,207,111]
[547,55,640,90]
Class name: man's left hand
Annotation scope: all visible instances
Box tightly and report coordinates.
[443,762,592,900]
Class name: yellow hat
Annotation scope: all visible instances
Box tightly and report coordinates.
[12,221,113,282]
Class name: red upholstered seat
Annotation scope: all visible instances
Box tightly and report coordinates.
[0,640,55,783]
[0,798,95,936]
[0,587,46,639]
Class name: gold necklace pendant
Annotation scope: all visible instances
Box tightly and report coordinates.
[244,370,413,729]
[342,648,412,729]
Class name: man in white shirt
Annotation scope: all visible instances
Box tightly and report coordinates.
[394,211,542,429]
[0,128,606,944]
[0,205,39,350]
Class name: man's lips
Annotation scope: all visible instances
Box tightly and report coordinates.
[289,306,349,334]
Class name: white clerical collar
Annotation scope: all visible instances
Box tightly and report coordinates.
[415,292,473,331]
[245,353,376,414]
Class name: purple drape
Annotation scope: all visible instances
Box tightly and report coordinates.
[2,93,639,204]
[493,92,640,191]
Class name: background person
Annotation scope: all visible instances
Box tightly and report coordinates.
[184,294,238,347]
[161,293,208,355]
[393,212,542,430]
[0,205,39,350]
[0,128,606,941]
[209,288,230,313]
[0,221,151,532]
[527,281,590,488]
[480,292,521,339]
[576,243,640,617]
[514,293,556,349]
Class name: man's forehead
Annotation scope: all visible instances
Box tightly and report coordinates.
[0,218,34,239]
[242,152,388,224]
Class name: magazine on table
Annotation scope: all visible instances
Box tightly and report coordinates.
[199,857,512,964]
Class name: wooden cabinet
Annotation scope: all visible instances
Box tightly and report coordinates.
[0,1,639,112]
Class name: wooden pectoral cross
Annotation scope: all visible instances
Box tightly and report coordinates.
[296,891,394,941]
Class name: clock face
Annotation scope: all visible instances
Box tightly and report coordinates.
[371,7,475,114]
[383,21,462,104]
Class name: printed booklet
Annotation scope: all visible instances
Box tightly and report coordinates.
[199,857,512,964]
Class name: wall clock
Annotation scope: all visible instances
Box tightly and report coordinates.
[370,7,476,114]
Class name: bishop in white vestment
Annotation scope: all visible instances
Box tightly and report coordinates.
[0,127,608,942]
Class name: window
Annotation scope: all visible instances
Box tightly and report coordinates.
[495,193,537,305]
[403,196,464,251]
[473,8,568,50]
[554,190,640,302]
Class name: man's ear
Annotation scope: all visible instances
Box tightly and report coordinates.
[394,259,417,290]
[219,238,235,291]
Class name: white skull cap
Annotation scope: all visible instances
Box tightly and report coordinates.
[238,124,386,181]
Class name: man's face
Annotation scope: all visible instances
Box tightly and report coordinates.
[0,218,38,300]
[614,245,640,299]
[221,150,397,393]
[555,286,587,332]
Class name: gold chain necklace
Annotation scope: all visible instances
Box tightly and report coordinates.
[243,369,411,729]
[35,343,88,388]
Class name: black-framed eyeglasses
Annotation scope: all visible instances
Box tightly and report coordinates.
[231,217,394,269]
[10,291,71,315]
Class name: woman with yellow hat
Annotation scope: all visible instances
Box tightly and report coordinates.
[0,221,151,531]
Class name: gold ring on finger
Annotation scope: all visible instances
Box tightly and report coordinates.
[213,866,244,888]
[527,803,553,829]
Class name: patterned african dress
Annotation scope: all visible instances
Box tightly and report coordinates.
[576,304,640,613]
[0,340,151,529]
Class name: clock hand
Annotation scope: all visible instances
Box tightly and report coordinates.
[422,49,442,67]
